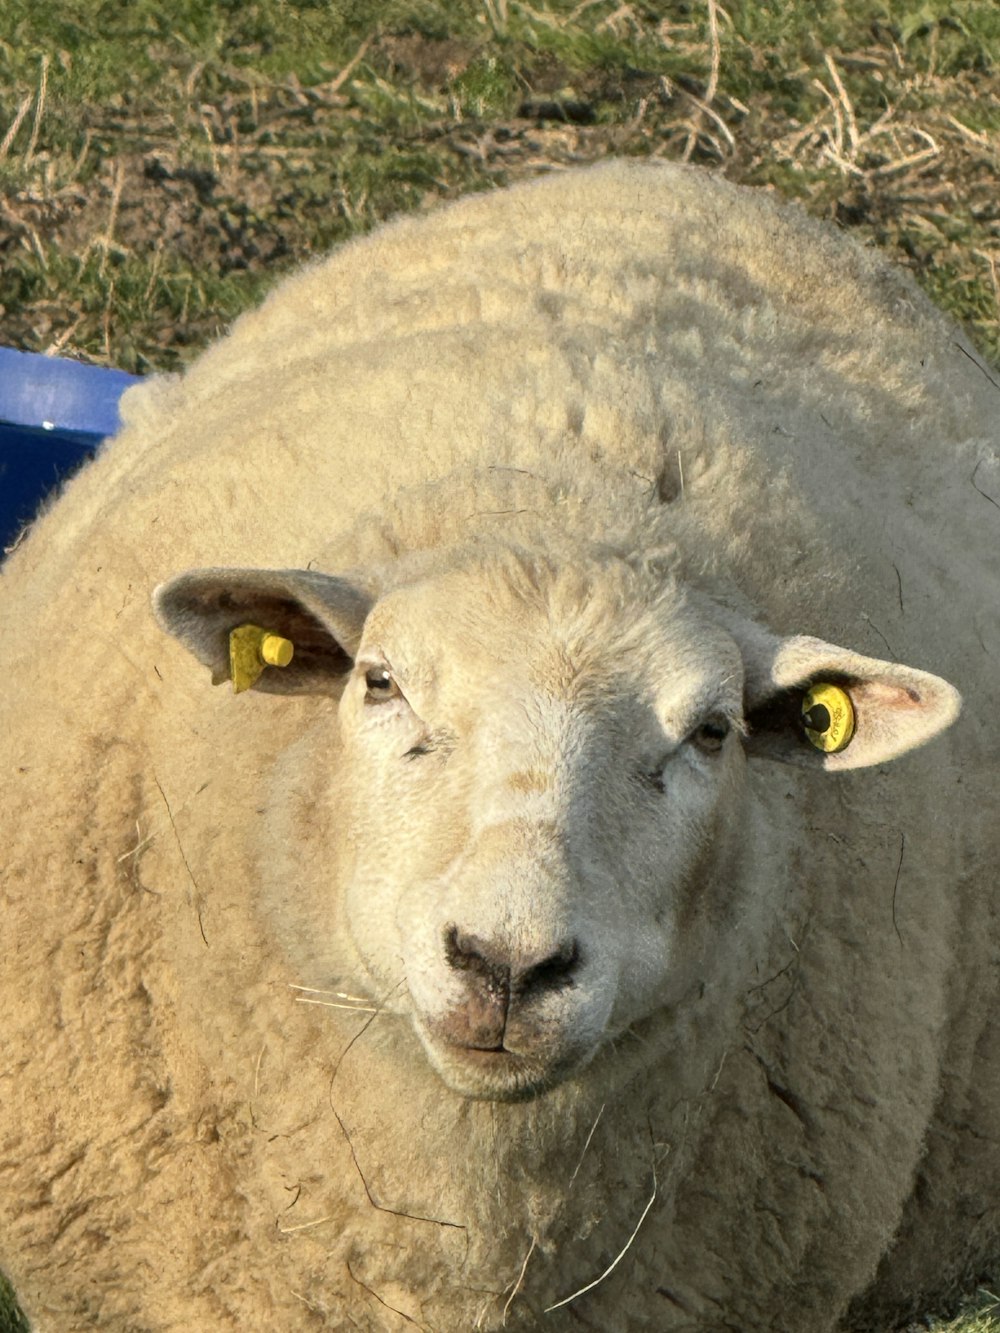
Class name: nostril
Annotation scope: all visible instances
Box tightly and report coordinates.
[441,926,511,1051]
[518,940,580,997]
[445,933,512,997]
[444,926,507,983]
[445,925,474,964]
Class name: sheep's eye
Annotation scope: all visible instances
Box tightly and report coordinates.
[692,716,731,753]
[364,666,400,703]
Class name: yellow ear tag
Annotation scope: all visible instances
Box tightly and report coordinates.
[229,624,295,694]
[802,682,855,753]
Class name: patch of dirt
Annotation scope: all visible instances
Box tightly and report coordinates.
[380,33,482,86]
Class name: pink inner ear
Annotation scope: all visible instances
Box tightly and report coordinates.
[819,666,960,771]
[851,679,926,710]
[737,628,961,772]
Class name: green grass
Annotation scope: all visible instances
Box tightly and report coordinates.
[0,2,997,1329]
[2,0,994,370]
[924,1287,1000,1333]
[0,1273,27,1333]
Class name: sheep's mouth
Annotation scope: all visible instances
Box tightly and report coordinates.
[415,1022,586,1102]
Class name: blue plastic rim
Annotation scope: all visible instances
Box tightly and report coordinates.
[0,347,139,555]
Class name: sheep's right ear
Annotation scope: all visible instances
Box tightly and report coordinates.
[152,567,374,696]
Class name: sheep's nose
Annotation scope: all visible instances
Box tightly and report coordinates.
[439,926,580,1051]
[445,926,580,996]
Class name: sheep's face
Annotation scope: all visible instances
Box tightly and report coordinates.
[333,555,754,1101]
[155,546,958,1103]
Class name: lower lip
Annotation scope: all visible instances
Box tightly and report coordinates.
[416,1018,574,1096]
[452,1045,515,1060]
[436,1043,560,1093]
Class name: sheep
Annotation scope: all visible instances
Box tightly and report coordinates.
[1,158,998,1333]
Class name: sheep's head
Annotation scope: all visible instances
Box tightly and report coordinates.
[155,544,959,1101]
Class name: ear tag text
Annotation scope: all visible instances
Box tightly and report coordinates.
[229,624,294,694]
[802,682,855,753]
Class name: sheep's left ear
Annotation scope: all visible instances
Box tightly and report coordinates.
[735,627,961,771]
[153,567,374,696]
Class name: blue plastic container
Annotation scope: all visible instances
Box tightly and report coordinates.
[0,347,139,555]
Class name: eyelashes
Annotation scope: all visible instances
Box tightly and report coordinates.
[640,714,734,791]
[691,715,731,753]
[364,665,402,704]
